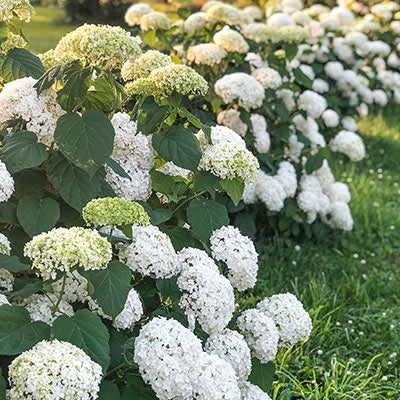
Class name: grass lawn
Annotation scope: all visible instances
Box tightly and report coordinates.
[24,6,77,54]
[251,106,400,399]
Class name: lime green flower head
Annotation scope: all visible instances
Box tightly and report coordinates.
[54,24,142,70]
[0,0,34,22]
[0,33,26,53]
[121,50,172,81]
[83,197,150,227]
[38,49,75,70]
[125,64,208,98]
[140,11,171,32]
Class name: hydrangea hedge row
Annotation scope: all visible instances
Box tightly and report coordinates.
[0,0,398,399]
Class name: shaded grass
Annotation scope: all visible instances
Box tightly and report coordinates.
[253,106,400,399]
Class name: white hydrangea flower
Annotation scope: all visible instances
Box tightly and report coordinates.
[206,3,250,27]
[329,6,354,26]
[256,170,286,212]
[215,73,265,110]
[322,109,340,128]
[373,89,388,107]
[371,3,393,21]
[0,293,10,306]
[237,308,279,363]
[157,161,193,180]
[119,225,179,279]
[134,317,203,400]
[297,90,328,119]
[214,28,249,54]
[312,78,329,94]
[330,130,366,162]
[276,89,296,112]
[341,116,357,132]
[195,353,241,399]
[187,43,227,66]
[257,293,312,348]
[20,293,74,326]
[240,382,272,400]
[299,64,315,81]
[24,227,112,280]
[325,201,354,231]
[0,268,14,292]
[217,109,248,137]
[0,0,34,22]
[0,77,64,147]
[8,340,102,400]
[366,41,390,57]
[199,142,259,184]
[251,114,270,154]
[210,225,258,292]
[242,180,258,205]
[125,2,153,26]
[252,67,282,90]
[113,288,143,330]
[178,247,220,273]
[292,114,326,148]
[324,61,344,80]
[286,134,304,163]
[197,125,246,149]
[267,12,295,27]
[275,161,297,198]
[177,247,235,334]
[0,232,11,255]
[313,159,335,192]
[243,6,263,21]
[205,329,251,380]
[326,182,351,204]
[184,11,207,34]
[52,270,89,304]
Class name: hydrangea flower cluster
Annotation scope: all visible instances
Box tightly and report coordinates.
[187,43,227,66]
[54,24,142,70]
[119,225,179,278]
[210,225,258,291]
[140,11,171,31]
[82,197,150,227]
[0,77,65,147]
[124,2,153,26]
[330,130,366,162]
[0,0,34,22]
[24,227,112,280]
[213,28,249,54]
[0,161,14,203]
[7,340,102,400]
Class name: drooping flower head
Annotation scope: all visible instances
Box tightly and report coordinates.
[82,197,150,227]
[125,64,208,98]
[54,24,142,70]
[8,340,102,400]
[121,50,172,81]
[24,227,112,280]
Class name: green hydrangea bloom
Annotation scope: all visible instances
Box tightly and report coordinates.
[24,227,112,280]
[0,0,34,22]
[82,197,150,227]
[140,11,171,32]
[38,49,75,70]
[54,24,142,70]
[0,33,26,53]
[243,23,310,44]
[121,50,172,81]
[205,3,251,27]
[125,64,208,98]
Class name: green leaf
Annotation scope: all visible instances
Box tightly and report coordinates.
[99,380,120,400]
[13,169,46,199]
[0,201,18,224]
[305,152,324,174]
[177,7,191,19]
[220,178,244,206]
[150,170,175,195]
[138,97,169,135]
[79,261,132,319]
[1,131,48,174]
[0,48,45,82]
[143,30,156,47]
[193,171,219,192]
[152,126,202,171]
[17,195,60,237]
[54,111,115,178]
[107,158,131,181]
[0,368,5,400]
[0,305,50,355]
[280,388,292,400]
[161,226,196,251]
[140,203,172,225]
[56,63,91,112]
[293,67,312,89]
[156,277,181,303]
[0,254,30,272]
[8,278,43,300]
[283,43,298,61]
[46,153,101,211]
[186,197,228,242]
[121,377,158,399]
[52,309,110,373]
[248,359,275,393]
[178,107,211,141]
[234,212,256,239]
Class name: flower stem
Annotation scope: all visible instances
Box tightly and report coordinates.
[52,272,67,316]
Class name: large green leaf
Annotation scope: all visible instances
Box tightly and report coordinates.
[0,368,5,400]
[305,152,324,174]
[0,254,30,273]
[0,305,50,355]
[152,126,202,171]
[186,197,228,242]
[17,195,60,236]
[248,359,275,393]
[46,153,101,211]
[138,97,168,135]
[52,309,110,373]
[220,178,244,206]
[98,380,120,399]
[13,169,47,200]
[1,131,48,174]
[79,261,132,319]
[54,111,115,178]
[0,49,45,82]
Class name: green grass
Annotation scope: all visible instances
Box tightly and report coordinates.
[24,6,77,54]
[252,106,400,399]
